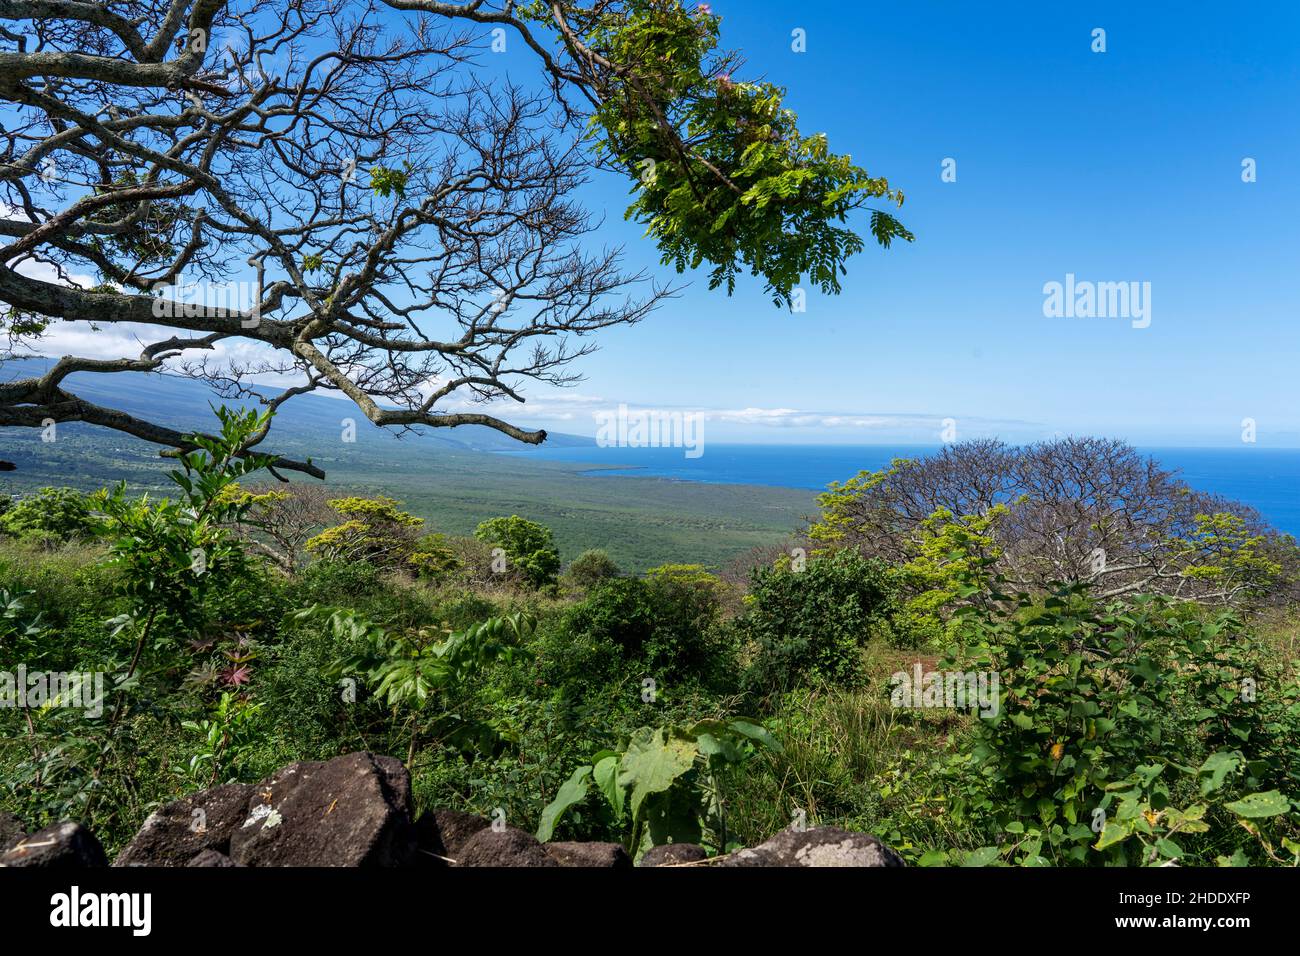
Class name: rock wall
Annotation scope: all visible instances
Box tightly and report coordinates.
[1,752,905,869]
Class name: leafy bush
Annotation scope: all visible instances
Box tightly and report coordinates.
[563,548,622,590]
[921,583,1300,866]
[537,717,781,858]
[179,691,266,786]
[740,549,899,695]
[474,515,561,589]
[98,409,272,638]
[548,568,731,695]
[306,496,455,578]
[293,557,384,602]
[316,606,535,762]
[0,487,99,543]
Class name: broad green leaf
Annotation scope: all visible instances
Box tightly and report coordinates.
[1094,821,1131,851]
[640,784,704,859]
[536,765,591,843]
[592,753,625,821]
[962,846,1001,867]
[694,732,742,763]
[617,727,698,822]
[1225,790,1290,819]
[1197,751,1240,796]
[727,718,782,752]
[1154,838,1184,860]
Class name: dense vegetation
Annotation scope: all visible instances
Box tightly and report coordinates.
[3,409,1299,866]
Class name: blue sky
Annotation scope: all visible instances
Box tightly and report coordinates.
[491,1,1300,446]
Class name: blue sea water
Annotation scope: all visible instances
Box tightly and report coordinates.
[507,443,1300,537]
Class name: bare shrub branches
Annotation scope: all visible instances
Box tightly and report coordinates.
[814,438,1300,609]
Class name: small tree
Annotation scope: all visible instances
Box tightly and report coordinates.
[564,549,623,590]
[100,407,274,642]
[84,407,275,814]
[474,515,561,590]
[307,496,457,580]
[740,549,898,695]
[220,482,337,574]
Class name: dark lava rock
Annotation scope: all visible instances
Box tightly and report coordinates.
[228,752,416,867]
[413,809,490,863]
[0,822,107,868]
[456,826,558,867]
[719,826,905,867]
[543,841,632,868]
[637,843,710,867]
[0,811,27,853]
[114,782,255,867]
[186,849,238,867]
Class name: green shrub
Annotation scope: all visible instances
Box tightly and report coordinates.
[474,515,560,590]
[0,487,99,543]
[408,533,461,582]
[574,578,654,655]
[918,584,1300,866]
[549,568,730,693]
[740,549,898,695]
[563,549,622,590]
[428,591,503,631]
[295,558,384,602]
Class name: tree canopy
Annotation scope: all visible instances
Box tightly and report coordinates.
[0,0,909,475]
[810,438,1300,608]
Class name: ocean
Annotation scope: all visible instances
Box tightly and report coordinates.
[506,443,1300,537]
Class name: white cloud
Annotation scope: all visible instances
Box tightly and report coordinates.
[430,388,1035,436]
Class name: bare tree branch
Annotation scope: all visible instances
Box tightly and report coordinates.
[1,0,675,475]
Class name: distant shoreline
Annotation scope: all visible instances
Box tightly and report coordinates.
[498,443,1300,537]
